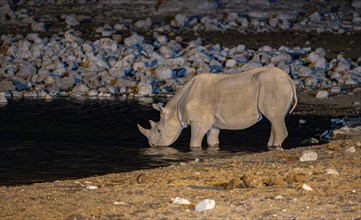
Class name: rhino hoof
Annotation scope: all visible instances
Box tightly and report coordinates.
[267,145,284,151]
[208,143,219,148]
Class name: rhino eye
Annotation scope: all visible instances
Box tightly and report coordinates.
[157,128,161,133]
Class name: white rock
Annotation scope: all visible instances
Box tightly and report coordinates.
[316,90,328,99]
[270,53,292,65]
[87,89,99,97]
[173,14,187,27]
[0,80,15,91]
[156,66,173,80]
[326,169,340,176]
[124,33,144,47]
[44,94,53,101]
[345,78,357,85]
[64,14,80,27]
[274,195,285,200]
[138,82,153,96]
[331,86,341,93]
[24,91,38,98]
[31,21,46,32]
[156,35,168,45]
[302,184,313,191]
[299,119,307,125]
[195,199,216,212]
[352,0,361,9]
[225,59,237,68]
[44,76,55,85]
[17,63,37,78]
[299,150,318,162]
[345,146,356,153]
[315,57,327,69]
[307,52,319,63]
[86,185,98,190]
[0,92,8,104]
[172,197,191,205]
[269,18,279,28]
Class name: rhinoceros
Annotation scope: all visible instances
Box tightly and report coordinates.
[138,67,297,150]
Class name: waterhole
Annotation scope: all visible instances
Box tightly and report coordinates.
[0,97,333,186]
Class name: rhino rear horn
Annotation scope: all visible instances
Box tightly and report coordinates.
[137,124,149,137]
[149,120,156,128]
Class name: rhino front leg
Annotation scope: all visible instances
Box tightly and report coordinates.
[190,121,209,148]
[207,127,220,147]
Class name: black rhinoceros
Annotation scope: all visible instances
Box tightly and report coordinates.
[138,67,297,150]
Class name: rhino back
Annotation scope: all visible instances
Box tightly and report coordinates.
[214,72,261,129]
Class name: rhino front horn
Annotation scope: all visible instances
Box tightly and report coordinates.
[137,124,149,137]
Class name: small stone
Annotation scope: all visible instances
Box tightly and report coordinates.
[114,201,126,205]
[299,119,307,125]
[138,82,153,96]
[44,94,53,101]
[274,195,285,200]
[87,89,99,97]
[86,185,98,190]
[195,199,215,212]
[302,183,313,191]
[299,150,318,162]
[345,146,356,153]
[156,66,173,80]
[0,92,8,105]
[225,59,237,68]
[316,90,328,99]
[124,33,144,47]
[172,197,191,205]
[0,80,15,92]
[44,76,55,85]
[326,169,340,176]
[24,91,38,98]
[331,86,341,93]
[64,14,80,27]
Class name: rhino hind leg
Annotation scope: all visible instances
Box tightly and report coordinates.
[206,127,220,147]
[266,117,288,151]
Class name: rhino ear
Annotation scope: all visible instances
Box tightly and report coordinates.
[152,103,161,111]
[152,103,165,111]
[137,124,149,138]
[149,120,157,128]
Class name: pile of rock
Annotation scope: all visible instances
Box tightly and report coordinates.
[0,31,360,103]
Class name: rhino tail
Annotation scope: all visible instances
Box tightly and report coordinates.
[288,77,298,114]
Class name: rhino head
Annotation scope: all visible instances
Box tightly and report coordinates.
[138,103,183,147]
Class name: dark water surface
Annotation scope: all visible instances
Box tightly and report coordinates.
[0,97,332,186]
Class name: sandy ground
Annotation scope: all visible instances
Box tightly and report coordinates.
[0,93,360,219]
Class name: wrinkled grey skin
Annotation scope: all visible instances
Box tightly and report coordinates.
[138,67,297,150]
